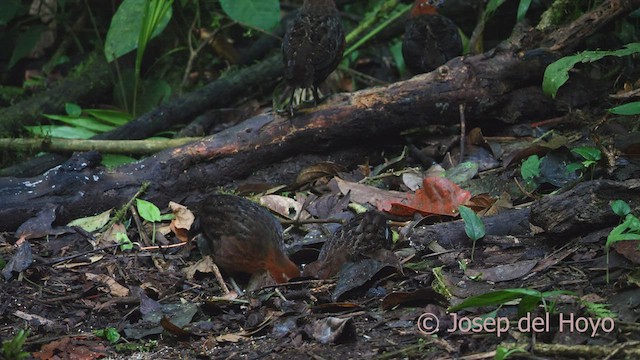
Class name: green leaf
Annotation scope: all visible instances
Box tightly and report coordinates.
[389,39,406,77]
[2,329,30,360]
[101,154,138,168]
[606,215,640,247]
[160,213,175,221]
[42,115,116,133]
[571,146,601,161]
[459,205,485,241]
[67,209,112,232]
[609,101,640,115]
[219,0,280,32]
[104,0,172,62]
[25,125,96,139]
[516,0,532,22]
[136,199,162,222]
[9,25,45,69]
[521,155,541,180]
[94,327,121,344]
[495,346,528,360]
[0,0,22,26]
[65,103,82,117]
[116,232,134,251]
[566,162,584,174]
[84,109,132,126]
[543,43,640,98]
[611,200,631,217]
[485,0,507,18]
[448,289,542,312]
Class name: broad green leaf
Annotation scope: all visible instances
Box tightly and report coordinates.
[448,289,542,312]
[219,0,280,32]
[571,146,601,162]
[459,205,485,241]
[42,115,116,132]
[609,101,640,115]
[67,209,112,232]
[101,154,138,168]
[521,155,541,180]
[611,200,631,217]
[116,232,134,251]
[0,0,22,25]
[25,125,96,139]
[449,289,573,312]
[389,39,406,77]
[136,199,162,222]
[516,0,532,22]
[65,103,82,117]
[9,25,45,69]
[104,0,172,62]
[84,109,132,126]
[606,215,640,247]
[485,0,507,18]
[566,162,583,174]
[543,43,640,98]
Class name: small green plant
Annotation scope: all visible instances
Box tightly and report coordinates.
[582,300,617,319]
[567,146,601,179]
[26,103,131,139]
[458,205,485,261]
[94,327,121,344]
[494,345,527,360]
[104,0,174,115]
[521,154,542,190]
[605,200,640,283]
[2,329,30,360]
[136,199,175,244]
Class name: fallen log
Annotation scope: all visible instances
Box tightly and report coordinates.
[1,0,637,232]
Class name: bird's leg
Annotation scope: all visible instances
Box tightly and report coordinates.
[288,88,296,117]
[312,86,321,106]
[229,277,244,296]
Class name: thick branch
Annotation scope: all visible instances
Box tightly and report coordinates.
[0,0,636,232]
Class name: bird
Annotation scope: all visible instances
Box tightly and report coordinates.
[189,194,300,284]
[402,0,462,74]
[282,0,345,115]
[304,211,393,279]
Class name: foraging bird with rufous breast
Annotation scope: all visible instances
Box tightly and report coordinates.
[189,194,300,283]
[402,0,462,74]
[282,0,345,115]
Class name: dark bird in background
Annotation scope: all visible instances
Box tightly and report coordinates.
[304,211,393,279]
[402,0,462,74]
[189,194,300,284]
[282,0,345,115]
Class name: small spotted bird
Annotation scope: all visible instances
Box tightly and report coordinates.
[190,194,300,283]
[304,211,392,279]
[402,0,462,74]
[282,0,345,114]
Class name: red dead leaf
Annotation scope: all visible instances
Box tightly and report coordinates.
[383,177,471,216]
